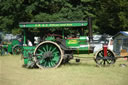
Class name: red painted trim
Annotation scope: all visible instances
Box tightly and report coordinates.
[103,45,108,57]
[67,38,79,39]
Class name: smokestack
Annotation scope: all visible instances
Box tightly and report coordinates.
[88,17,93,42]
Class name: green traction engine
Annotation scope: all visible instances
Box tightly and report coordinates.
[0,39,22,55]
[19,18,115,68]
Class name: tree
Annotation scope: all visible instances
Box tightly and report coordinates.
[95,0,128,35]
[0,0,127,35]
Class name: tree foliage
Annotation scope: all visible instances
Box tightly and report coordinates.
[0,0,128,35]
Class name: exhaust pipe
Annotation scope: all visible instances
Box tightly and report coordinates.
[88,17,93,42]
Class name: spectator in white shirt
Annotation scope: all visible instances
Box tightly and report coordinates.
[28,40,33,46]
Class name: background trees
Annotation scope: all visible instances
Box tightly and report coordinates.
[0,0,128,35]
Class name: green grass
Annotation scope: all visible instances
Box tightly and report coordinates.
[0,54,128,85]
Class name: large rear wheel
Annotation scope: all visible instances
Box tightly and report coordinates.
[34,41,63,68]
[12,45,22,55]
[0,47,5,56]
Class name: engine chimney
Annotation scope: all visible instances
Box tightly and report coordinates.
[88,17,93,42]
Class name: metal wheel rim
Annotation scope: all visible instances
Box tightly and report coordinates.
[0,47,5,56]
[34,41,63,68]
[94,49,116,66]
[12,45,22,55]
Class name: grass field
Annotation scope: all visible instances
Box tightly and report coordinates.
[0,54,128,85]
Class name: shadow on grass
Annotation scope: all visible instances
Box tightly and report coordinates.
[62,62,97,67]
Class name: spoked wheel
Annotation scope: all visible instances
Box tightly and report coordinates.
[12,45,22,55]
[94,49,116,66]
[0,47,5,56]
[34,41,63,68]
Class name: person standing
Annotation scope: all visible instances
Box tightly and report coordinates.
[28,40,33,46]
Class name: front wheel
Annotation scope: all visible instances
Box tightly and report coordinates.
[34,41,63,68]
[94,49,116,66]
